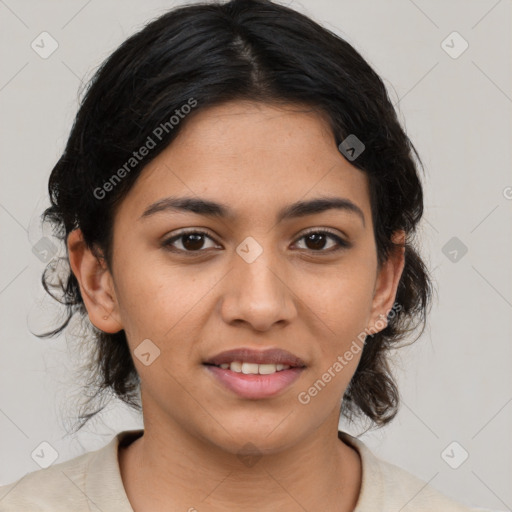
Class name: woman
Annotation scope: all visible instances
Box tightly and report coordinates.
[0,0,497,510]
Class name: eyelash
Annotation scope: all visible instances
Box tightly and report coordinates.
[162,228,351,256]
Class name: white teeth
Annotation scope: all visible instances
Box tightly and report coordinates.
[217,361,291,374]
[258,364,279,374]
[242,362,259,374]
[230,361,242,372]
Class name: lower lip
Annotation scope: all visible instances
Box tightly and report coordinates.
[204,365,305,399]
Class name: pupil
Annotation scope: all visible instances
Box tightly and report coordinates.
[183,234,204,251]
[181,233,327,251]
[306,233,326,250]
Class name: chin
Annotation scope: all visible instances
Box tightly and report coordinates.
[204,417,305,456]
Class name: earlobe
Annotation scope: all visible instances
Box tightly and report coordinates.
[368,230,406,332]
[67,229,123,333]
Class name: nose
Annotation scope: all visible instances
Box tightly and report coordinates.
[219,244,298,332]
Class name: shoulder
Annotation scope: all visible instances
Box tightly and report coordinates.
[0,430,141,512]
[339,431,501,512]
[0,449,95,511]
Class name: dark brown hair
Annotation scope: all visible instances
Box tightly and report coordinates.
[40,0,433,434]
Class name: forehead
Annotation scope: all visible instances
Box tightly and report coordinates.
[117,101,372,226]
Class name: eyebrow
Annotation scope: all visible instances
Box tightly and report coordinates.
[140,195,365,227]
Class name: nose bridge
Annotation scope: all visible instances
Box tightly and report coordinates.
[235,235,284,302]
[221,235,296,330]
[238,245,279,294]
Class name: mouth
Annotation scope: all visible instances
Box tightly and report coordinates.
[202,347,306,399]
[204,361,296,374]
[203,347,307,368]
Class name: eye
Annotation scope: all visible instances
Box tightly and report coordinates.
[293,229,351,253]
[162,228,351,255]
[162,229,219,254]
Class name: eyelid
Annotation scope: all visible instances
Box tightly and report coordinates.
[298,226,348,240]
[292,227,351,251]
[162,227,220,249]
[162,226,351,254]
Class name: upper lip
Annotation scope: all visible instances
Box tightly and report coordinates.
[203,348,307,367]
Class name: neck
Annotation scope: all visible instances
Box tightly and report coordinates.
[119,419,361,512]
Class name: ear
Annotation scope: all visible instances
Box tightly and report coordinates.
[67,229,123,333]
[367,230,406,333]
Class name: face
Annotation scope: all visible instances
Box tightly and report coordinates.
[70,100,404,454]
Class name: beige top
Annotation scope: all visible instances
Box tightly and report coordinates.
[0,429,498,511]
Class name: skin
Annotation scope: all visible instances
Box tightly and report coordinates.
[68,100,405,511]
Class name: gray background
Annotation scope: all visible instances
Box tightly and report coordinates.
[0,0,511,509]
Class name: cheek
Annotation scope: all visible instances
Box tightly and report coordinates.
[300,260,376,337]
[113,247,214,348]
[114,233,376,356]
[111,243,168,339]
[296,274,374,406]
